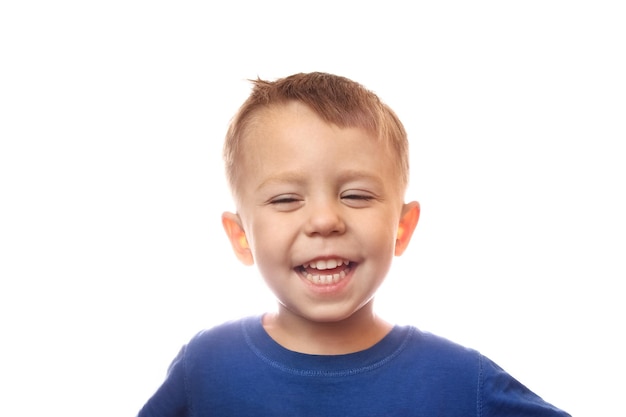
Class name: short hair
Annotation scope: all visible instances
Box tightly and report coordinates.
[223,72,409,201]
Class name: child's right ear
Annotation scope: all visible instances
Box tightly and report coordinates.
[221,212,254,266]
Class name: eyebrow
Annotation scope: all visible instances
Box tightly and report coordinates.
[256,169,384,191]
[256,171,308,191]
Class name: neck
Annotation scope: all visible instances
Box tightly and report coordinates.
[262,302,392,355]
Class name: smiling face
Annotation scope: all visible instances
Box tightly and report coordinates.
[222,101,419,326]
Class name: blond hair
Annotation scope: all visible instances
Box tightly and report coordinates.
[223,72,409,199]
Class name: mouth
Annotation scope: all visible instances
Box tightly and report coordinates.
[296,258,353,285]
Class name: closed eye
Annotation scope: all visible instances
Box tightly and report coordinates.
[341,192,377,208]
[270,196,300,204]
[342,194,374,200]
[267,194,304,211]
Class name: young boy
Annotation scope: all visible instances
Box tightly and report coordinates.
[137,72,570,416]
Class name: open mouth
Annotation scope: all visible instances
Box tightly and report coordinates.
[296,258,353,285]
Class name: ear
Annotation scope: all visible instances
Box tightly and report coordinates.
[221,212,254,266]
[395,201,420,256]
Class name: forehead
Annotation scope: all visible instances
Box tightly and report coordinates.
[237,102,401,186]
[242,102,382,158]
[242,101,379,148]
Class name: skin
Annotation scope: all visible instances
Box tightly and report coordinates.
[222,101,420,355]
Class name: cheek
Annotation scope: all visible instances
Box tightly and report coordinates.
[354,222,398,261]
[361,210,401,238]
[247,220,291,263]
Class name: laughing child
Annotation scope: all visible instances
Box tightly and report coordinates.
[137,72,570,416]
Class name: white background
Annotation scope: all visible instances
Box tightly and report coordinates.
[1,1,624,416]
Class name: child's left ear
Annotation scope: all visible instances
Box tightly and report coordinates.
[395,201,420,256]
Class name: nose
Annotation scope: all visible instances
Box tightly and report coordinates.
[303,198,346,237]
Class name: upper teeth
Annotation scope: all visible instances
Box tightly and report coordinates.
[304,259,349,270]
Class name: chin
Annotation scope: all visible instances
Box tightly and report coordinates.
[294,305,368,325]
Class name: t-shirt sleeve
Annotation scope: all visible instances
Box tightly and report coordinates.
[478,355,571,417]
[137,346,189,417]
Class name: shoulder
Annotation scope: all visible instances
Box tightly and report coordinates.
[401,328,570,415]
[478,355,571,416]
[190,316,252,340]
[385,326,483,398]
[185,315,258,352]
[403,326,482,368]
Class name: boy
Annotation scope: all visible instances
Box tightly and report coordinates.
[137,72,570,416]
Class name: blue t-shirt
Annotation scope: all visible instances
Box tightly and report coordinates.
[138,316,569,416]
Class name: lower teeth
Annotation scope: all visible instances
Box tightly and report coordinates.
[306,270,346,285]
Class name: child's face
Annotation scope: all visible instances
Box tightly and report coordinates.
[223,101,418,324]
